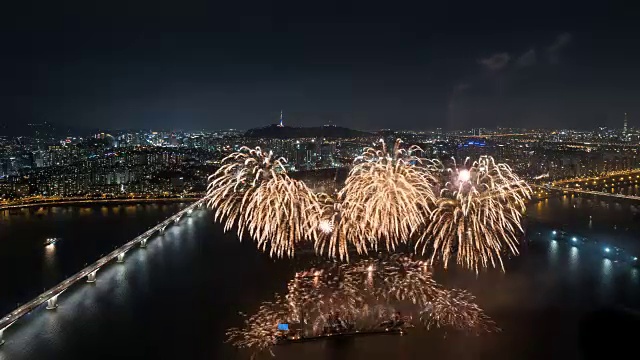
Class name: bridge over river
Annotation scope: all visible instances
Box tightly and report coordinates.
[535,185,640,202]
[0,198,206,345]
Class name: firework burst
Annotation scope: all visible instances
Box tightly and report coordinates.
[207,141,531,271]
[314,139,436,259]
[317,219,334,235]
[416,156,532,271]
[206,146,321,258]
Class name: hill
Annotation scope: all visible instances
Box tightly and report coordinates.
[244,124,373,139]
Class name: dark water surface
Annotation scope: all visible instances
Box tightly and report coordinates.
[0,195,639,359]
[0,203,189,315]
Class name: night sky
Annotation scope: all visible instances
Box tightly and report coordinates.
[2,1,639,131]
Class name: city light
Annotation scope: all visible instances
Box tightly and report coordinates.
[604,247,610,253]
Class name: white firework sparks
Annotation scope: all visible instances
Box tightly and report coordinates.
[317,219,334,234]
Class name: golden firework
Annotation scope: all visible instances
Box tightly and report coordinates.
[207,141,531,271]
[313,139,436,259]
[416,156,532,271]
[206,146,320,258]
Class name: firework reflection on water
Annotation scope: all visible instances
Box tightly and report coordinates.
[226,255,497,357]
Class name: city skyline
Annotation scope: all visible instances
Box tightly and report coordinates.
[2,1,640,131]
[2,111,637,136]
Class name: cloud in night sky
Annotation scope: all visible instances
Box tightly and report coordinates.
[478,53,511,71]
[454,83,471,92]
[516,48,536,67]
[547,32,573,63]
[1,2,639,132]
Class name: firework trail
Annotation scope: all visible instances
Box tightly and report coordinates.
[226,255,497,357]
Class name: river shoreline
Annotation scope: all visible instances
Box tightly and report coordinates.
[0,197,202,211]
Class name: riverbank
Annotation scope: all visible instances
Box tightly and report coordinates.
[0,196,203,211]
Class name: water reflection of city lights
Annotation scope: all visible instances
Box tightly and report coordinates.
[544,230,638,270]
[45,243,56,257]
[569,247,579,272]
[601,259,613,283]
[44,242,57,270]
[549,240,558,264]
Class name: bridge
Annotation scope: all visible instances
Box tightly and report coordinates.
[537,185,640,201]
[0,198,206,346]
[550,169,640,186]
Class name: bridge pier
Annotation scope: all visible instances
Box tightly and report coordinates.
[46,295,59,310]
[160,227,166,235]
[117,252,126,263]
[174,216,181,224]
[86,270,98,283]
[140,238,148,248]
[0,321,15,346]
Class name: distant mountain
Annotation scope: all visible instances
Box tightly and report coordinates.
[0,121,83,138]
[244,124,373,139]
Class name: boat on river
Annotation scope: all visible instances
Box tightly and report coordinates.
[275,320,408,345]
[44,238,60,246]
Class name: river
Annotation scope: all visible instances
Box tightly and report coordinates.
[0,195,638,359]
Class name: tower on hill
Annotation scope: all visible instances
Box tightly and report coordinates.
[277,110,284,127]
